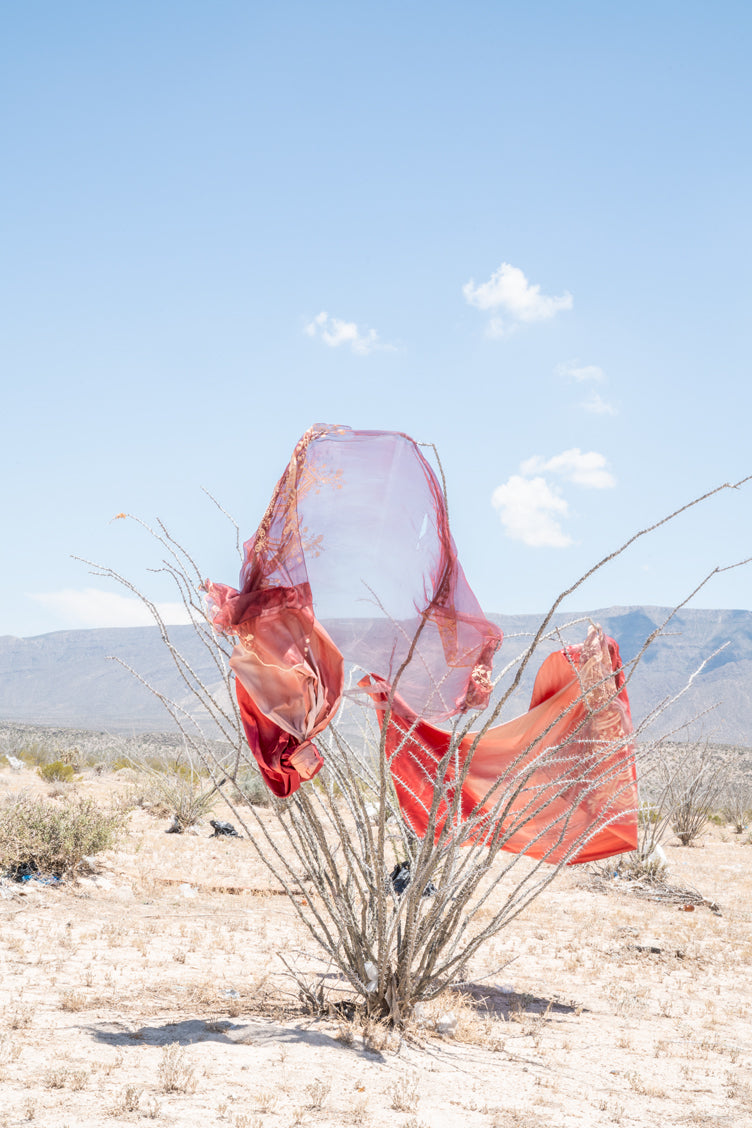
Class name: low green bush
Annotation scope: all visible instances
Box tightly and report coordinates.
[0,794,126,878]
[37,760,78,783]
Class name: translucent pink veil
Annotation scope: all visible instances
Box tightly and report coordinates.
[205,424,637,860]
[205,425,503,790]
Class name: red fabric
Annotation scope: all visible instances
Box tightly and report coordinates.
[228,590,344,797]
[362,626,638,864]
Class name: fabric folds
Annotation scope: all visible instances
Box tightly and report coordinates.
[362,625,637,864]
[205,424,502,795]
[206,425,638,862]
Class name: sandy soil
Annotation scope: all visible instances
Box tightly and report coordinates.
[1,766,751,1128]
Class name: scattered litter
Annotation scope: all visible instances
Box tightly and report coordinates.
[390,861,437,899]
[179,883,197,898]
[364,802,379,821]
[11,865,61,885]
[585,870,722,915]
[647,844,668,867]
[364,961,378,992]
[5,755,24,770]
[164,819,200,836]
[391,862,411,895]
[210,820,240,838]
[435,1012,458,1036]
[410,1003,458,1035]
[495,984,515,994]
[223,988,240,999]
[630,940,663,954]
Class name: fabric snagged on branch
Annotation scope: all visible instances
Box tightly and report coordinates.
[206,424,502,795]
[362,625,638,864]
[206,424,638,863]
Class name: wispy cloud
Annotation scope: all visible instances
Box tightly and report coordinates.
[492,449,616,547]
[555,360,605,382]
[520,448,616,489]
[463,262,573,337]
[491,475,572,548]
[305,311,390,355]
[556,359,618,416]
[581,391,618,416]
[29,588,192,629]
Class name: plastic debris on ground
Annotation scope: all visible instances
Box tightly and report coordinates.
[390,861,437,898]
[210,819,240,837]
[435,1012,458,1035]
[364,961,378,992]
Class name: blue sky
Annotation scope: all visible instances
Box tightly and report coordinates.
[2,1,750,638]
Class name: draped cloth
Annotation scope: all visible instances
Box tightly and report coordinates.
[206,424,638,861]
[362,625,638,865]
[205,424,503,795]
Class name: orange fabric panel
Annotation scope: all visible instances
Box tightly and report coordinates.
[364,627,638,865]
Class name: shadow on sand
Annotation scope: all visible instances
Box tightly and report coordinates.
[455,981,582,1019]
[86,1016,386,1058]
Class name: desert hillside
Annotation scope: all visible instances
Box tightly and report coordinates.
[1,607,751,743]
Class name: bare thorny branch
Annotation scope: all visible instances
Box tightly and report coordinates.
[87,471,750,1023]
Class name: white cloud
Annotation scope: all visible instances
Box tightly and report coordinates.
[29,588,192,629]
[491,475,572,548]
[492,449,616,547]
[556,360,605,382]
[463,262,573,336]
[581,391,618,416]
[520,448,616,489]
[305,310,389,355]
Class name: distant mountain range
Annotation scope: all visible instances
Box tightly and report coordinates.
[1,607,751,745]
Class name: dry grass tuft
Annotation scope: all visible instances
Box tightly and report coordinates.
[387,1071,420,1112]
[157,1043,197,1094]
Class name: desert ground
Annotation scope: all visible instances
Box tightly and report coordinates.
[0,753,750,1128]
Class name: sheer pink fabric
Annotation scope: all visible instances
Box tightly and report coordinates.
[362,626,638,864]
[206,425,502,794]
